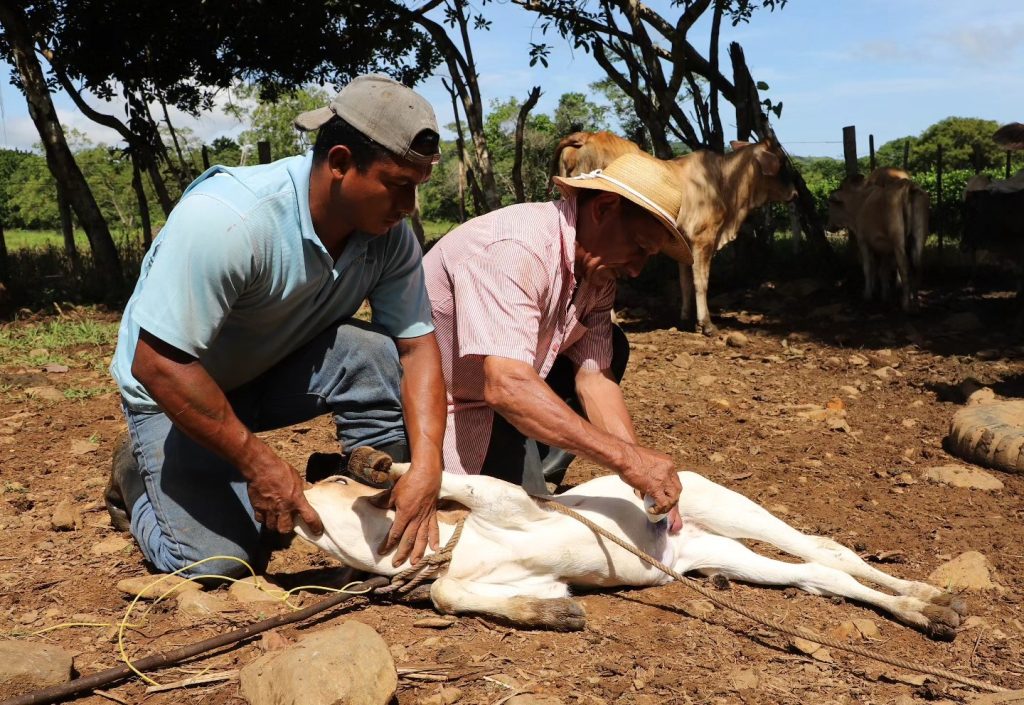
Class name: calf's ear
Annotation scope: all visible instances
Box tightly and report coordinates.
[729,140,749,151]
[755,148,781,176]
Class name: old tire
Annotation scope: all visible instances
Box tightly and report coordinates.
[947,400,1024,474]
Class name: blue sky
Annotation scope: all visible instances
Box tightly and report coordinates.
[1,0,1022,159]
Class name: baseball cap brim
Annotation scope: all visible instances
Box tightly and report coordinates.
[294,106,336,132]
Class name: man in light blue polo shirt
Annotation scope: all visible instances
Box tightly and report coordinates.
[107,75,447,578]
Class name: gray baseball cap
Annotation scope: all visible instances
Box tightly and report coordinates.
[294,74,440,166]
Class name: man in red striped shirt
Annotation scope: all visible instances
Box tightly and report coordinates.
[423,153,685,522]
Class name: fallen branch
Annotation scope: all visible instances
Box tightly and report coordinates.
[144,670,238,694]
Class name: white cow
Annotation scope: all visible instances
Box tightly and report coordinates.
[295,460,965,639]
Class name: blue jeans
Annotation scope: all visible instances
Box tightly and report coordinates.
[123,320,406,578]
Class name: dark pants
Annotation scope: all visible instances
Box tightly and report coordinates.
[480,325,630,493]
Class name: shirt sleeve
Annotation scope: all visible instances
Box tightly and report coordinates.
[450,240,548,364]
[369,221,435,339]
[564,281,615,371]
[131,194,255,357]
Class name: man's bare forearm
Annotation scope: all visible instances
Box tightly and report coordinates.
[482,357,640,474]
[576,367,637,445]
[396,332,446,473]
[131,330,267,476]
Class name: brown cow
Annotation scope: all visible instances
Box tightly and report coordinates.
[553,132,797,334]
[551,131,642,182]
[828,170,929,311]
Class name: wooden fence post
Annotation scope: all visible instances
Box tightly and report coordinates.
[842,126,858,176]
[201,145,211,170]
[936,144,944,257]
[869,134,875,171]
[257,141,271,165]
[902,141,910,170]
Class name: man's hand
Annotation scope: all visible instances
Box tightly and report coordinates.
[245,454,324,536]
[617,446,682,516]
[375,465,441,566]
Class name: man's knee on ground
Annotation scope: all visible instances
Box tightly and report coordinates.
[168,548,264,582]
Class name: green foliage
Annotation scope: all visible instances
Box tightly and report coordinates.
[552,92,608,135]
[874,117,1005,172]
[236,86,330,161]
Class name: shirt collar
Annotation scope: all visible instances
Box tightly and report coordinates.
[556,197,579,285]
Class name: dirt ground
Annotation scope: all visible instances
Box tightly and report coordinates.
[2,276,1024,705]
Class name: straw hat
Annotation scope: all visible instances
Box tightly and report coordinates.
[552,152,685,243]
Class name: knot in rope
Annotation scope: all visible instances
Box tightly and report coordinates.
[374,518,465,597]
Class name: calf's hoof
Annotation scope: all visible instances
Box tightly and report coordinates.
[696,320,718,337]
[921,604,961,641]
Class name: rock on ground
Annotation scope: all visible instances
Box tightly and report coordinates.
[239,620,396,705]
[504,696,565,705]
[229,575,286,603]
[928,551,997,590]
[117,574,202,600]
[923,465,1004,491]
[0,639,74,699]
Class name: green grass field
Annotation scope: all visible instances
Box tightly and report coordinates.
[4,228,91,251]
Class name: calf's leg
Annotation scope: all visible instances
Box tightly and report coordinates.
[674,532,960,640]
[679,473,955,605]
[690,247,717,336]
[430,576,585,631]
[678,261,696,325]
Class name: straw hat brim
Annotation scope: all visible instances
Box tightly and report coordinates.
[552,173,692,261]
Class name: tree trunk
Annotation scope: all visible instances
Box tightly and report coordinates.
[443,77,485,215]
[0,216,8,285]
[56,184,81,270]
[159,93,194,187]
[410,4,500,212]
[513,87,542,204]
[0,1,123,288]
[131,151,154,249]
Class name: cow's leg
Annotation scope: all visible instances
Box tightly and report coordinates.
[680,473,954,605]
[857,238,875,302]
[430,576,584,631]
[878,255,894,305]
[674,533,959,640]
[893,238,913,311]
[678,261,696,325]
[691,248,717,336]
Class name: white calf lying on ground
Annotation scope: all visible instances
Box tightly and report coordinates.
[295,464,965,639]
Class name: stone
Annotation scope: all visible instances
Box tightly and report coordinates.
[91,535,131,556]
[852,618,881,639]
[239,621,396,705]
[69,439,99,456]
[51,499,82,531]
[967,387,997,406]
[670,353,692,369]
[504,697,564,705]
[839,385,860,397]
[726,667,759,690]
[419,687,463,705]
[24,386,64,402]
[0,639,74,699]
[928,551,996,590]
[695,375,716,387]
[117,574,202,600]
[790,636,833,663]
[680,599,716,619]
[725,332,748,348]
[848,354,869,367]
[177,590,235,618]
[923,465,1004,491]
[229,575,286,603]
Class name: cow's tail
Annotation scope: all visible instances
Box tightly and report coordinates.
[551,132,590,179]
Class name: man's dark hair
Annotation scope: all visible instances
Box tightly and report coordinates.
[312,117,390,170]
[575,189,652,224]
[312,117,440,172]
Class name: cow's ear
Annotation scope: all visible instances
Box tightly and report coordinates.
[729,140,749,152]
[755,148,781,176]
[757,147,778,175]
